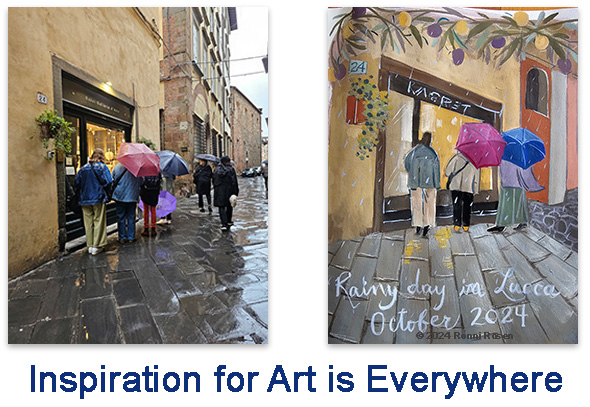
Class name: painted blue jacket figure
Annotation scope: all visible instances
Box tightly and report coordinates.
[112,162,141,243]
[74,148,113,255]
[404,132,441,237]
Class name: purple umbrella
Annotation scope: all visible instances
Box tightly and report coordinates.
[139,191,177,217]
[456,123,506,169]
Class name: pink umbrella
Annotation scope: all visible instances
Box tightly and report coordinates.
[117,142,160,177]
[456,123,507,169]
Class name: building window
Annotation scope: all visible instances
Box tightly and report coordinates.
[212,132,218,156]
[192,22,202,72]
[525,67,549,116]
[193,115,206,158]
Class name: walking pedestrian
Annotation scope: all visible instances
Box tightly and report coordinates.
[487,159,544,233]
[74,148,113,255]
[140,172,162,237]
[262,160,268,194]
[213,156,239,231]
[157,172,175,224]
[112,162,140,243]
[445,150,480,232]
[193,159,213,213]
[404,132,441,237]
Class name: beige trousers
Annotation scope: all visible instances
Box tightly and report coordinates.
[410,188,437,228]
[82,203,107,248]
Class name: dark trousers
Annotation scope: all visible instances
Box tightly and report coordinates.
[198,192,211,208]
[115,202,137,240]
[452,190,474,226]
[218,205,233,226]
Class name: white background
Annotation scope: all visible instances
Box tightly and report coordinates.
[1,0,587,405]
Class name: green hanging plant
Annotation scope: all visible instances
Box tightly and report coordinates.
[348,75,392,160]
[33,110,74,159]
[137,137,156,151]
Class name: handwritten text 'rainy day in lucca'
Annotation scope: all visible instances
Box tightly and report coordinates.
[332,266,559,337]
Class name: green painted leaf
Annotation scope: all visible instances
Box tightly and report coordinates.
[553,33,569,40]
[477,12,490,19]
[542,12,559,25]
[498,39,519,66]
[536,11,545,26]
[453,30,467,49]
[501,15,519,27]
[410,25,423,48]
[548,37,566,59]
[475,26,492,50]
[415,16,435,23]
[467,21,494,41]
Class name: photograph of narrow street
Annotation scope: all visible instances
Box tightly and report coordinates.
[8,7,269,344]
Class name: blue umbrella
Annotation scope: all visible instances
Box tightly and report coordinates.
[501,128,546,169]
[156,150,189,176]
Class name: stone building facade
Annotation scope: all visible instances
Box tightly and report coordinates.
[160,7,236,191]
[8,7,162,278]
[230,86,263,172]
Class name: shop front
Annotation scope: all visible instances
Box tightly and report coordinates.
[373,58,503,232]
[57,69,134,246]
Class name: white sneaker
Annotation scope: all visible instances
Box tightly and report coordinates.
[92,247,104,255]
[88,247,95,254]
[156,219,167,225]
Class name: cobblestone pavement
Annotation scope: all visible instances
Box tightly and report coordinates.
[528,188,578,252]
[9,177,268,344]
[328,223,577,344]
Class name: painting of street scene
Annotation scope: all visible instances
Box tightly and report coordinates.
[328,7,578,344]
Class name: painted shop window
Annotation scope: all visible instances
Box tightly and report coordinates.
[525,68,549,116]
[346,95,365,125]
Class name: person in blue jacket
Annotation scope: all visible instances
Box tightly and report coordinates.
[75,148,113,255]
[112,162,141,243]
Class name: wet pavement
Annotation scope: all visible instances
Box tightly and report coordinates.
[8,176,268,344]
[328,223,577,344]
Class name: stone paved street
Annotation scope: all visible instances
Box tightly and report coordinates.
[328,224,577,344]
[9,177,268,344]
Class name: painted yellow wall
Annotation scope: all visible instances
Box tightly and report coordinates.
[328,20,521,242]
[8,7,161,278]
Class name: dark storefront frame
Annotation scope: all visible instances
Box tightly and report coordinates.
[52,56,135,249]
[374,57,503,232]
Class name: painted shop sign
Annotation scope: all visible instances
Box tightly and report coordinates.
[62,76,133,124]
[388,74,498,124]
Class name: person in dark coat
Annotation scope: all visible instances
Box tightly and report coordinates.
[193,159,213,213]
[213,156,239,231]
[140,172,162,237]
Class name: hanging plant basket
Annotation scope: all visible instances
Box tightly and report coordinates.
[32,109,74,160]
[39,122,52,140]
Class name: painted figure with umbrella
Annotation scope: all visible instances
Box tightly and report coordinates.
[448,123,506,232]
[155,151,189,224]
[487,128,546,233]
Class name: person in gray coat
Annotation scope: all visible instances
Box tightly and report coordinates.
[445,151,480,232]
[404,132,440,237]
